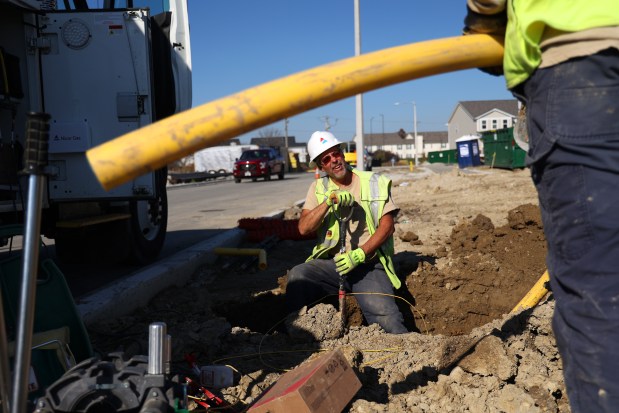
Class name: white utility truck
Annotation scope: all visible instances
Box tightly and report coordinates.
[0,0,191,263]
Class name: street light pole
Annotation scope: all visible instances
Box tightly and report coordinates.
[413,102,418,166]
[284,118,289,172]
[380,113,384,149]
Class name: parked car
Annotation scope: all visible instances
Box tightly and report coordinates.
[233,148,285,183]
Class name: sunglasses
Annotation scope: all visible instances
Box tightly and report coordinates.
[320,150,343,166]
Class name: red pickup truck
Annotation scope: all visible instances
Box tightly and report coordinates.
[233,148,285,183]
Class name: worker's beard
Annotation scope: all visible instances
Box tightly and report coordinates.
[329,161,347,180]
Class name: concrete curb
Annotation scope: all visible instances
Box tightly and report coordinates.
[77,229,245,325]
[77,198,306,325]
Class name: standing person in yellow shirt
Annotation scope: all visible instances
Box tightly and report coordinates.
[465,1,619,411]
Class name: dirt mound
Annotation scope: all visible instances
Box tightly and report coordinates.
[407,203,546,336]
[88,167,570,412]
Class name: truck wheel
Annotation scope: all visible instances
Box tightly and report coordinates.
[265,168,271,181]
[128,168,168,264]
[234,178,241,183]
[278,168,285,180]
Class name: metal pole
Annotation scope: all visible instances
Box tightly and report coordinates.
[380,113,384,135]
[284,118,289,172]
[413,101,418,166]
[10,112,50,413]
[354,0,365,171]
[380,113,384,149]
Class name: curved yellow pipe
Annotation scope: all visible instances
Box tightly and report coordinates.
[214,247,267,270]
[510,270,550,314]
[87,34,504,190]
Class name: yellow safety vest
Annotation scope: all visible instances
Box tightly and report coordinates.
[307,168,401,289]
[504,0,619,88]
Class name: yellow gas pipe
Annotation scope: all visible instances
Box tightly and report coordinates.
[86,34,504,191]
[85,31,552,318]
[214,248,267,270]
[510,270,550,314]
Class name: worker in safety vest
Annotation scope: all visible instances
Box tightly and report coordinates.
[285,131,408,334]
[465,1,619,411]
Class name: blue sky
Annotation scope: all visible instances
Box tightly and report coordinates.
[188,1,512,144]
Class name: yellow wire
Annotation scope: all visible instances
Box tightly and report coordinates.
[196,269,552,408]
[348,291,430,335]
[202,288,429,396]
[211,349,324,367]
[361,352,400,367]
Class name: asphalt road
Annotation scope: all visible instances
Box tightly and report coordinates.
[163,171,314,257]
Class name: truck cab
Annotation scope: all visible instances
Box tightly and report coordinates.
[233,148,285,183]
[0,0,191,263]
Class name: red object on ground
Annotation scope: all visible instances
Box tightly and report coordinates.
[238,218,316,242]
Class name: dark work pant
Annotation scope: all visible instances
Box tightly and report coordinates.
[286,258,408,334]
[514,48,619,412]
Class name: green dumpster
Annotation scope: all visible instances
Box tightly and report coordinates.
[482,128,527,169]
[428,149,457,164]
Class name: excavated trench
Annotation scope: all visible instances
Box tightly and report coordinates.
[88,203,569,412]
[211,203,547,338]
[87,163,573,411]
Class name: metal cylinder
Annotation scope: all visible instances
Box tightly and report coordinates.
[147,322,167,375]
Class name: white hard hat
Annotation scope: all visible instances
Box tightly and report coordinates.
[307,131,341,165]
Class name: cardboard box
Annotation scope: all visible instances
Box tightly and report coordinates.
[248,349,362,413]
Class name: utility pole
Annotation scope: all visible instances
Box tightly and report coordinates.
[321,115,338,131]
[380,113,384,149]
[284,118,289,172]
[354,0,365,170]
[413,102,418,166]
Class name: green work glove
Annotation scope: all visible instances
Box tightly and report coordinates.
[334,248,366,275]
[325,190,354,207]
[463,1,506,77]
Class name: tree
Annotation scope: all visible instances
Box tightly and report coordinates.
[257,126,282,137]
[372,149,398,165]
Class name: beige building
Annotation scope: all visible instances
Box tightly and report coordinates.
[359,130,448,160]
[447,99,519,149]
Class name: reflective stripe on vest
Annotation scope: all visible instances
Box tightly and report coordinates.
[368,173,380,228]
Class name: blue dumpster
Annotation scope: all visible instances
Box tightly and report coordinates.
[455,135,482,169]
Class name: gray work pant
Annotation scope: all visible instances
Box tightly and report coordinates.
[286,257,407,334]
